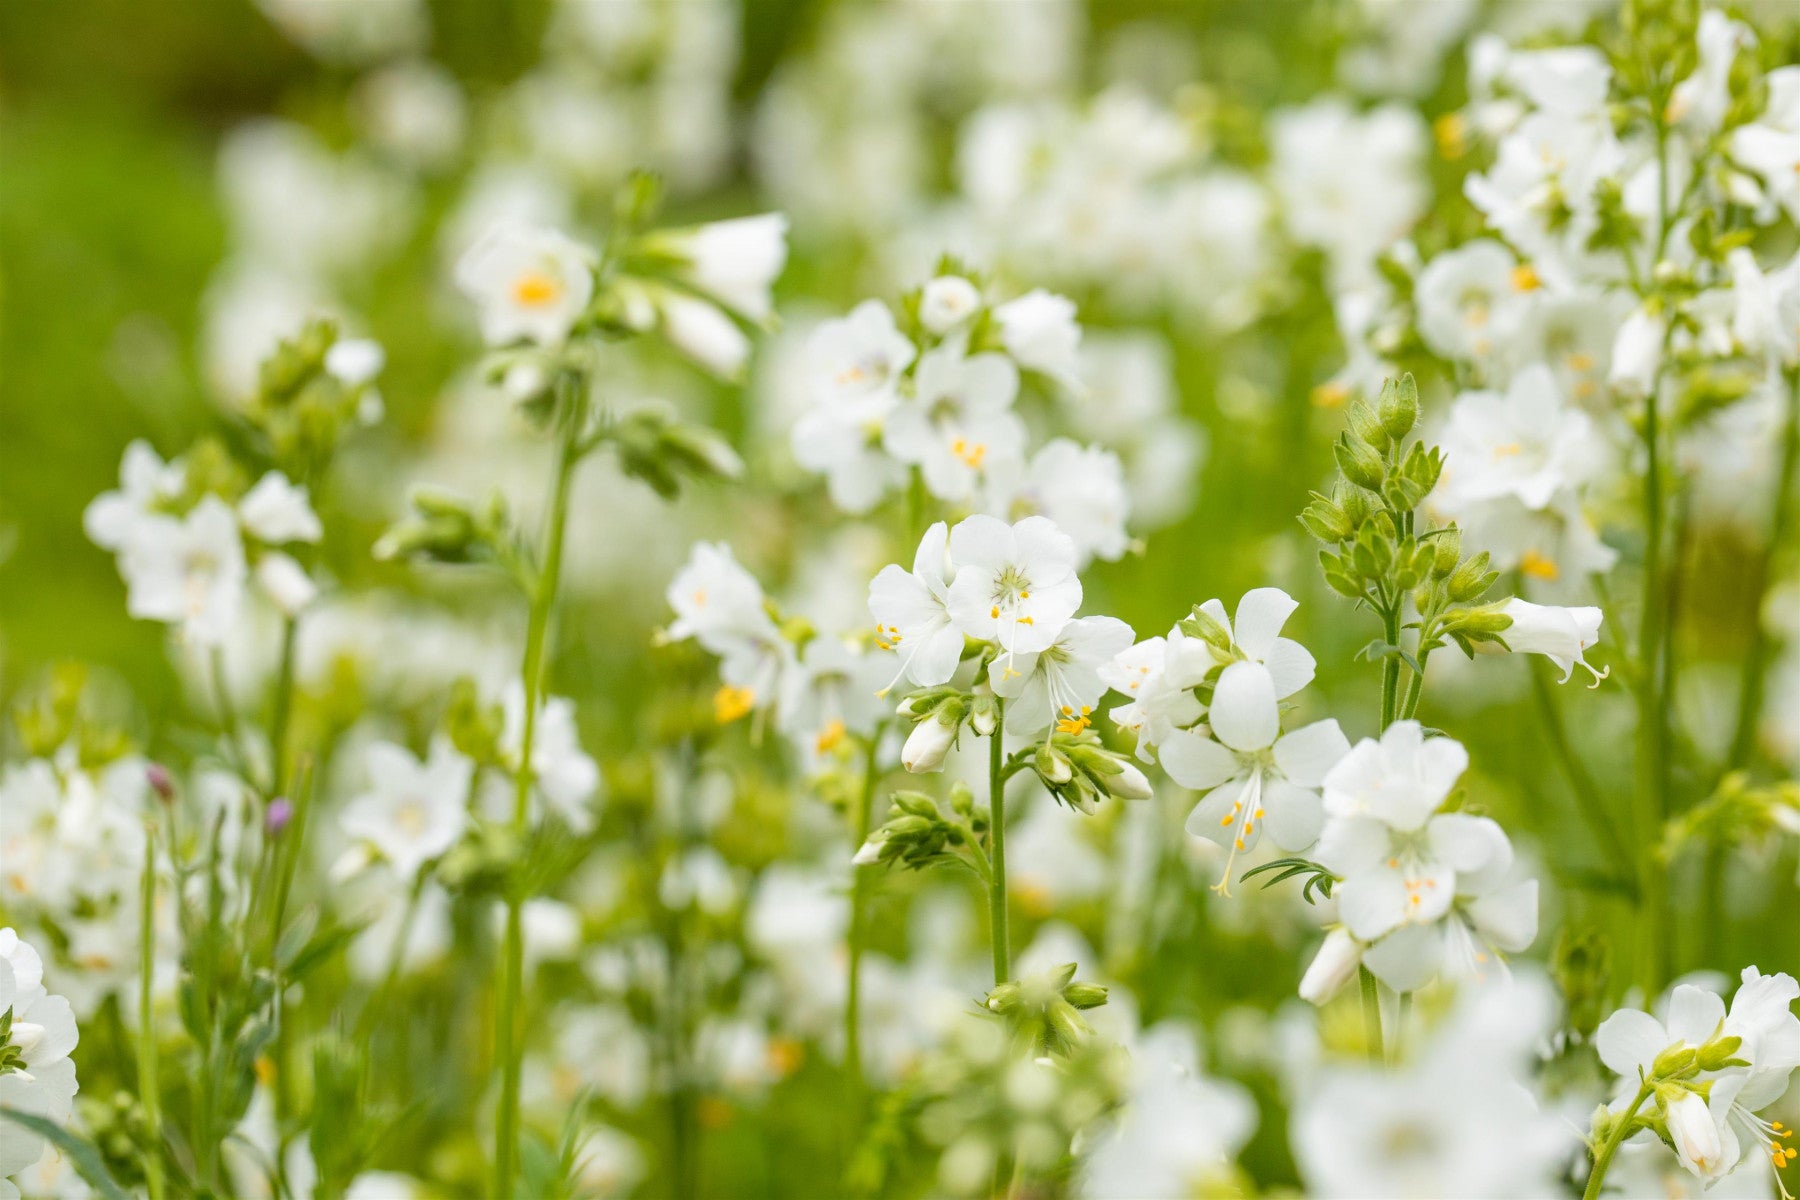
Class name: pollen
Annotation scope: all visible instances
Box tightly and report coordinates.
[815,719,847,755]
[511,270,563,308]
[1520,548,1560,581]
[714,684,756,724]
[990,605,1000,618]
[951,438,988,468]
[1017,615,1034,625]
[1434,111,1467,160]
[1055,705,1092,735]
[1511,264,1542,292]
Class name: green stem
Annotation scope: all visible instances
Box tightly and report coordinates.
[1583,1082,1655,1200]
[268,615,298,798]
[137,821,165,1200]
[1359,965,1384,1064]
[1528,661,1637,891]
[1379,603,1403,730]
[844,735,881,1099]
[493,385,586,1199]
[987,700,1010,987]
[1728,369,1800,767]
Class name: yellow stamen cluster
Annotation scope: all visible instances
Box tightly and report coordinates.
[1511,263,1542,292]
[714,684,755,724]
[511,270,563,308]
[1434,112,1468,160]
[951,438,988,468]
[874,622,902,650]
[1772,1122,1795,1170]
[1519,548,1561,581]
[1055,705,1092,736]
[815,719,847,755]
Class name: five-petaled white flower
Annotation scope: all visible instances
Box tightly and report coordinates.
[992,614,1136,738]
[455,222,596,347]
[118,495,248,647]
[339,737,474,878]
[943,515,1083,683]
[885,341,1023,502]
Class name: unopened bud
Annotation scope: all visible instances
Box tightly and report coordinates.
[1335,435,1386,491]
[1107,760,1153,800]
[1696,1035,1745,1072]
[265,797,294,838]
[902,718,957,773]
[1299,928,1362,1006]
[1651,1042,1699,1080]
[146,762,176,803]
[1378,373,1420,440]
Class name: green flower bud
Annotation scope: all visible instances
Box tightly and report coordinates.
[1651,1042,1699,1080]
[1447,551,1497,602]
[1348,400,1390,450]
[1378,373,1420,440]
[1335,434,1386,491]
[1696,1034,1747,1072]
[1432,527,1463,576]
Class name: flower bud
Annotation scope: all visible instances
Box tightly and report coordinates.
[1651,1043,1699,1079]
[1432,528,1462,576]
[902,718,957,773]
[1447,550,1496,602]
[1696,1035,1745,1072]
[1347,400,1390,449]
[920,275,981,333]
[1378,373,1420,440]
[851,835,886,865]
[1665,1090,1725,1179]
[1107,760,1153,800]
[1035,745,1073,785]
[1299,929,1362,1006]
[1335,434,1386,491]
[265,797,294,838]
[146,762,176,803]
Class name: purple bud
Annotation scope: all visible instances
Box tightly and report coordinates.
[146,762,175,802]
[265,797,294,837]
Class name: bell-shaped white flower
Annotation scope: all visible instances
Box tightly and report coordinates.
[869,521,963,692]
[339,737,473,878]
[1499,598,1607,685]
[1160,661,1349,893]
[991,614,1135,737]
[454,222,595,347]
[666,213,788,323]
[943,514,1083,679]
[920,275,981,334]
[656,290,752,380]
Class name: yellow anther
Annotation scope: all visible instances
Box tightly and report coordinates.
[1511,264,1542,292]
[1434,111,1467,160]
[714,684,755,724]
[1520,548,1560,581]
[1311,381,1349,409]
[511,270,563,308]
[815,719,847,755]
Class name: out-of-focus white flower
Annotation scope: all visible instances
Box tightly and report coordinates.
[1609,307,1665,397]
[501,686,601,833]
[255,552,318,617]
[885,341,1023,502]
[0,929,80,1181]
[1498,598,1606,685]
[118,496,248,647]
[1414,239,1533,363]
[1668,11,1756,135]
[656,290,752,380]
[1272,99,1427,285]
[1730,68,1800,223]
[455,223,596,347]
[1299,928,1363,1006]
[254,0,426,64]
[238,472,323,545]
[84,441,186,552]
[339,738,473,878]
[665,213,789,323]
[987,439,1131,568]
[993,289,1083,391]
[353,60,466,172]
[920,275,981,333]
[324,337,386,387]
[1438,364,1608,511]
[943,514,1083,677]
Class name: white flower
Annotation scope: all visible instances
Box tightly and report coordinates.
[988,439,1131,567]
[884,341,1023,502]
[1437,364,1607,511]
[324,337,385,386]
[869,521,964,692]
[1355,838,1537,993]
[776,636,892,763]
[991,615,1135,736]
[666,542,794,717]
[1315,723,1511,944]
[339,738,473,878]
[1609,307,1665,397]
[83,441,186,552]
[0,929,80,1181]
[255,552,318,617]
[804,300,915,406]
[1729,68,1800,223]
[238,471,323,544]
[118,496,248,647]
[454,222,595,347]
[901,717,958,774]
[1299,928,1364,1006]
[1160,661,1349,891]
[668,213,788,322]
[943,514,1083,678]
[656,290,752,380]
[920,275,981,334]
[1503,45,1613,117]
[1191,587,1318,698]
[993,289,1083,391]
[1272,99,1427,284]
[1414,239,1532,363]
[501,685,601,833]
[1668,1091,1727,1180]
[1499,598,1606,685]
[1668,11,1756,135]
[1099,627,1210,760]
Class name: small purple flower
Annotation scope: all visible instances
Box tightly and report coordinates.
[265,797,294,837]
[146,762,176,802]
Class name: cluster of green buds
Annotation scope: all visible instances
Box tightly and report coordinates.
[77,1089,159,1188]
[373,484,522,574]
[1302,375,1512,672]
[1661,773,1800,864]
[854,783,990,880]
[983,962,1109,1059]
[1004,728,1153,813]
[246,317,384,485]
[10,663,133,768]
[604,400,744,501]
[893,686,996,773]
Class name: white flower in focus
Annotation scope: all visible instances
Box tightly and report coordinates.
[84,441,186,552]
[943,514,1083,679]
[1099,627,1210,760]
[501,685,601,833]
[1191,587,1318,698]
[455,223,595,347]
[884,341,1023,502]
[1160,661,1349,891]
[920,275,981,334]
[869,521,964,692]
[668,213,789,322]
[339,738,473,878]
[991,615,1135,737]
[0,929,80,1181]
[118,496,248,647]
[238,472,323,544]
[988,439,1132,567]
[1499,598,1607,685]
[993,289,1083,391]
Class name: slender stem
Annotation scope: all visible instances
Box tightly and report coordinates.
[268,615,299,798]
[1583,1082,1655,1200]
[356,868,429,1040]
[1379,603,1402,730]
[1635,358,1672,999]
[493,384,586,1198]
[1528,661,1637,890]
[1391,991,1410,1066]
[1729,369,1800,767]
[987,700,1010,987]
[137,821,165,1200]
[1358,965,1384,1064]
[844,735,881,1098]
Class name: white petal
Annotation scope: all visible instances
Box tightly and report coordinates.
[1336,866,1410,941]
[1594,1008,1671,1076]
[1208,661,1279,753]
[1273,719,1350,787]
[1259,779,1324,851]
[1231,587,1298,658]
[1362,924,1446,993]
[1468,880,1538,953]
[1159,729,1240,791]
[1262,636,1317,698]
[1666,984,1727,1047]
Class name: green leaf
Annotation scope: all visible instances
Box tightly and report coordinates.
[0,1107,132,1200]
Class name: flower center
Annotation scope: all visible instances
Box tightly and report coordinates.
[714,685,755,724]
[511,270,563,309]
